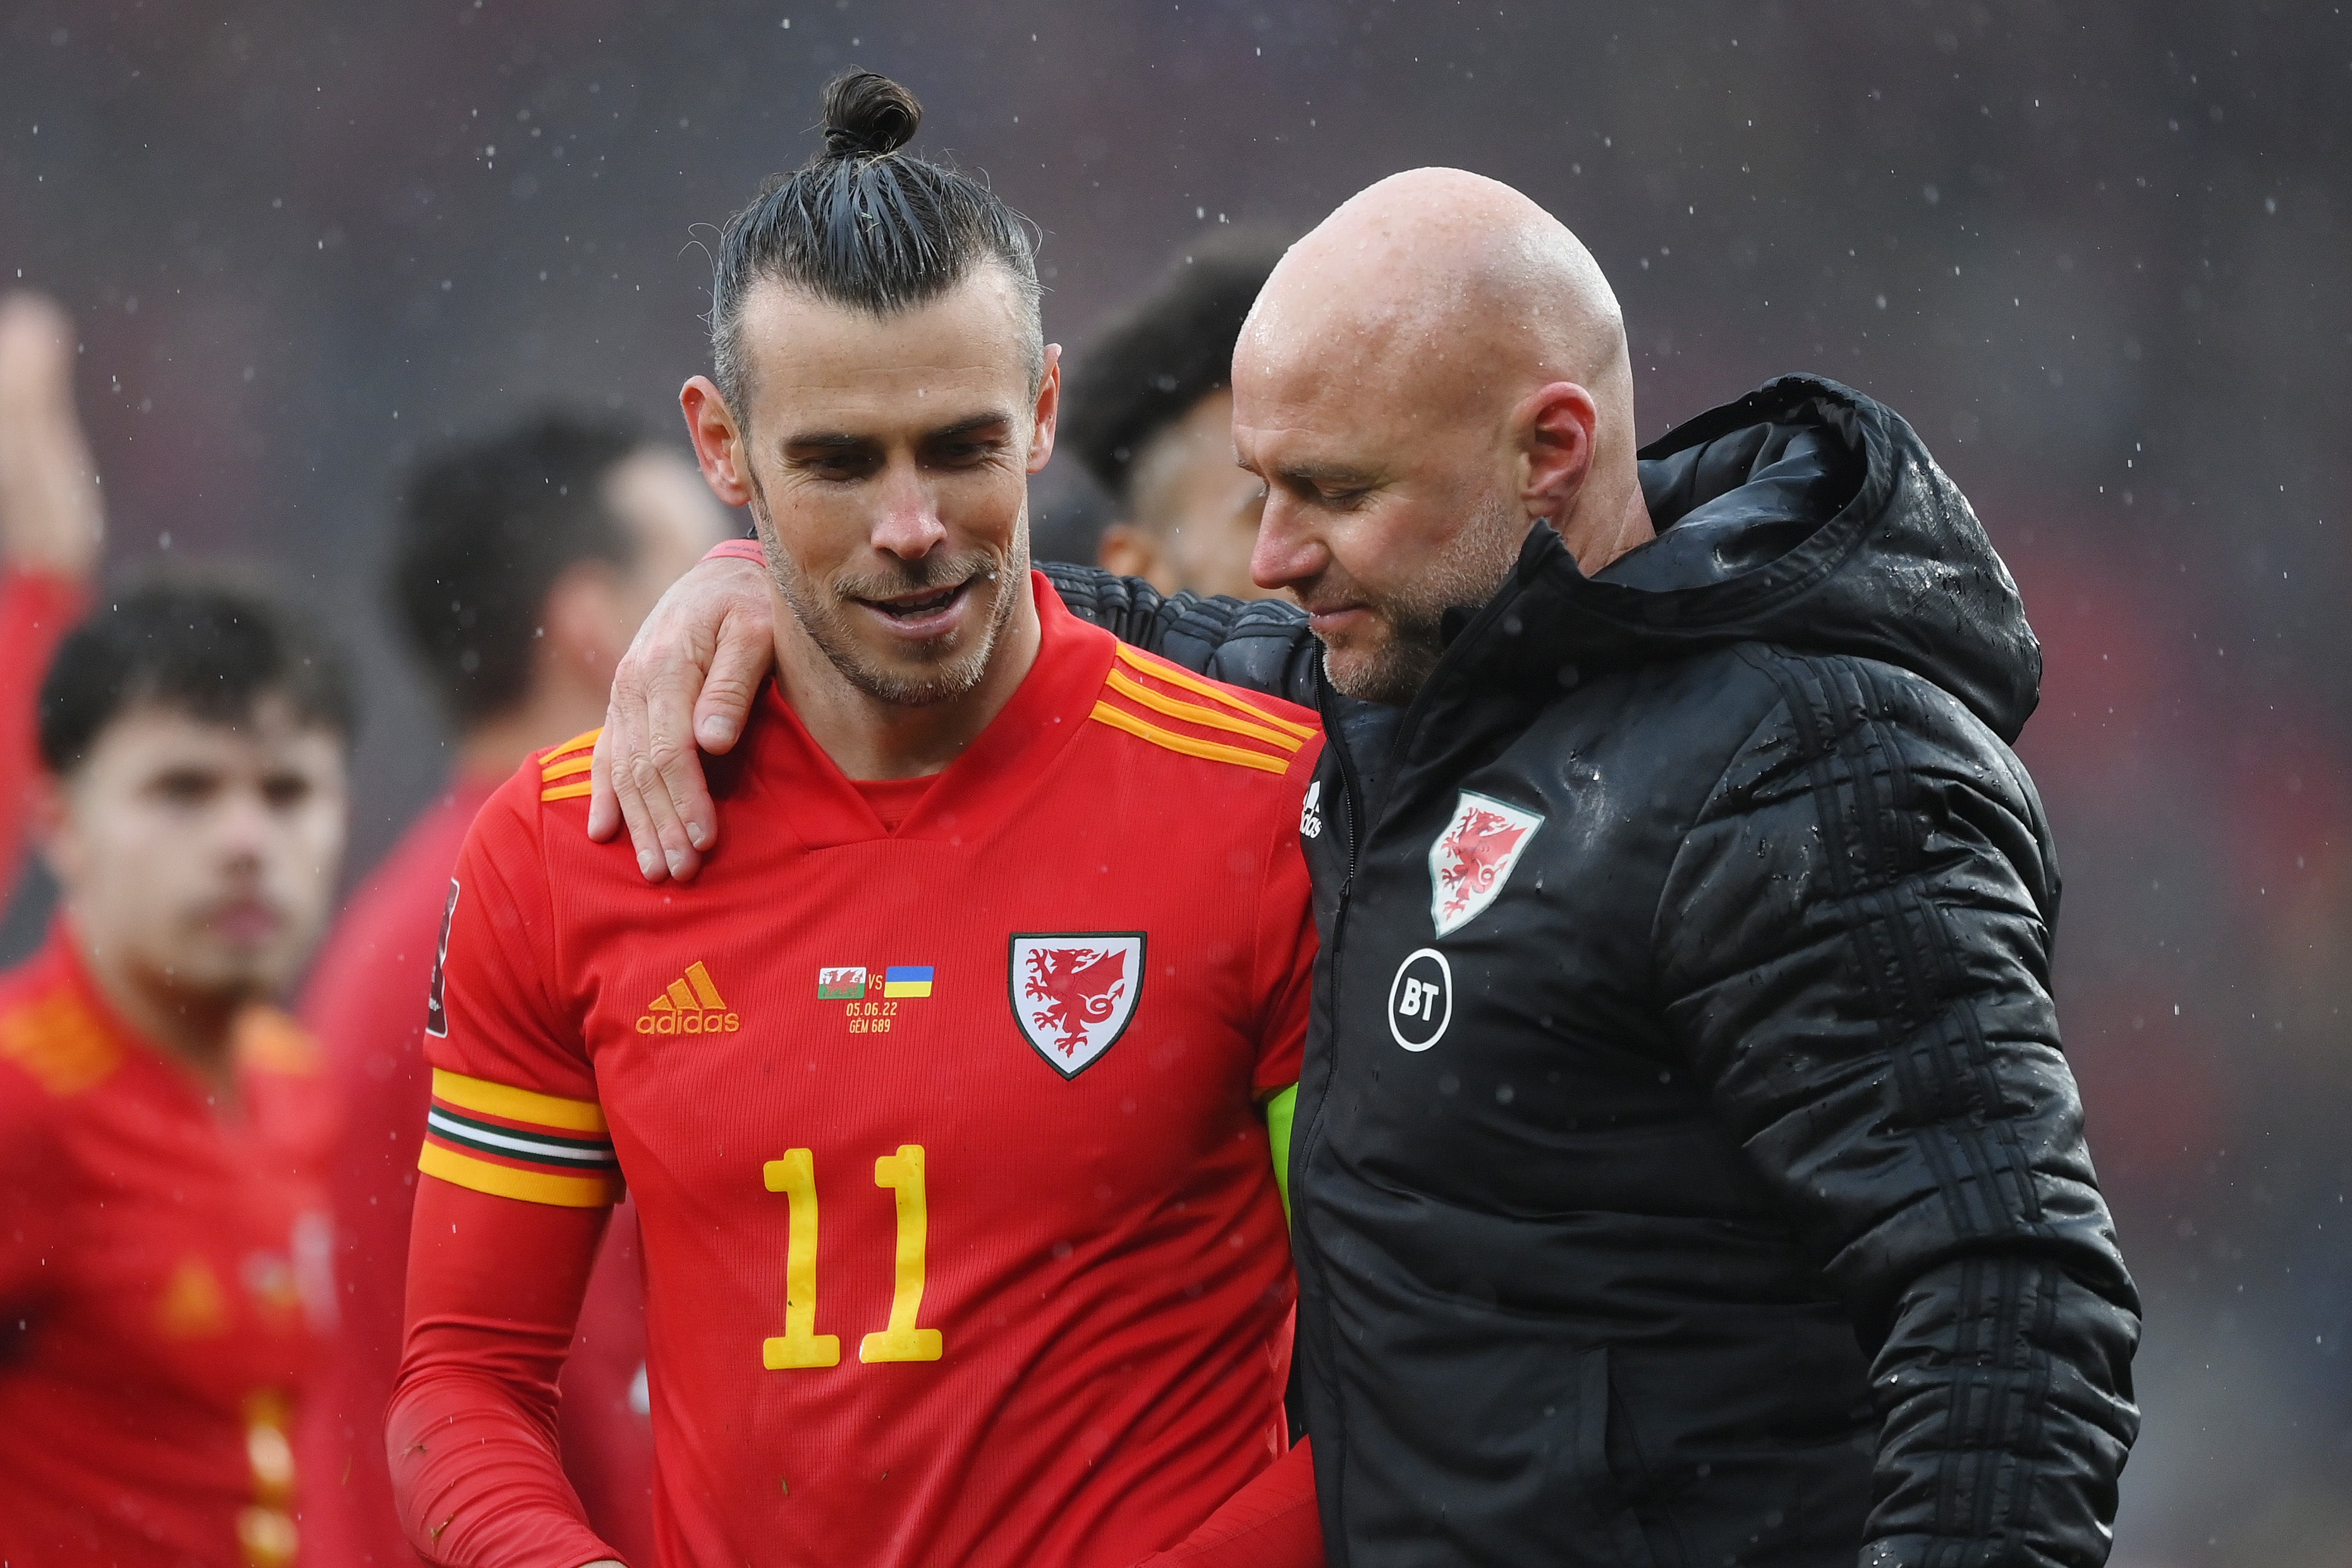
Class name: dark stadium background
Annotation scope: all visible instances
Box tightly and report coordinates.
[3,3,2344,1562]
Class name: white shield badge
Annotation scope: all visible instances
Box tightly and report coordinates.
[1429,791,1544,937]
[1009,932,1146,1078]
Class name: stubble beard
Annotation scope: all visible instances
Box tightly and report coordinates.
[1312,489,1527,707]
[752,492,1030,709]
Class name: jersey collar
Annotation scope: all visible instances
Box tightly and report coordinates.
[728,570,1115,850]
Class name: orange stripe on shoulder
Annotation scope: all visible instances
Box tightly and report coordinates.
[1088,701,1294,774]
[1109,645,1318,738]
[537,727,602,801]
[1102,667,1307,753]
[1087,646,1315,774]
[0,989,120,1096]
[538,727,601,770]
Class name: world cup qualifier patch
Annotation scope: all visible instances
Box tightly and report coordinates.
[1008,933,1145,1079]
[425,878,460,1038]
[1429,791,1543,937]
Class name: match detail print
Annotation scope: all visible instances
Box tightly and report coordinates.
[425,878,459,1038]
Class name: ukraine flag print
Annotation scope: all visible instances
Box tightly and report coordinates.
[883,966,934,999]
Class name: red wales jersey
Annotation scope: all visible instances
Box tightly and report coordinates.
[409,575,1320,1567]
[0,925,336,1567]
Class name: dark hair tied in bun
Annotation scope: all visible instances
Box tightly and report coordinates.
[821,70,920,158]
[707,69,1042,404]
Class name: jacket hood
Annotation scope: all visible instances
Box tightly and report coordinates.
[1479,375,2040,742]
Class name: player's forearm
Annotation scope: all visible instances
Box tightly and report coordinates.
[392,1176,618,1566]
[387,1366,619,1568]
[1038,562,1322,707]
[1126,1438,1322,1568]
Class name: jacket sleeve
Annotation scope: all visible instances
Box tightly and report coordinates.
[1654,652,2140,1568]
[1037,563,1325,707]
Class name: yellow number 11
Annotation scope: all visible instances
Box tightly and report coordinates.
[759,1143,943,1371]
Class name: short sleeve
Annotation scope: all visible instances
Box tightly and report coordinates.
[1247,758,1321,1100]
[418,770,621,1209]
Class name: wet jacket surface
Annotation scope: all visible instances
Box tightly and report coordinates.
[1042,374,2139,1568]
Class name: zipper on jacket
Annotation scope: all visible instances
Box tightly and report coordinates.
[1298,660,1367,1560]
[1305,663,1365,1162]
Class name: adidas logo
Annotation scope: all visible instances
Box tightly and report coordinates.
[636,961,742,1035]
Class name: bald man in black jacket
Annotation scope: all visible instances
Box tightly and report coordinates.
[590,169,2138,1568]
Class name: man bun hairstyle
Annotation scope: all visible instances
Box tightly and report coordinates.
[39,574,356,774]
[709,70,1042,408]
[822,71,920,157]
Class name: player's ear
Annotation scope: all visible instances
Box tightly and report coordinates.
[30,768,81,894]
[1025,344,1061,475]
[681,377,755,508]
[1515,380,1599,528]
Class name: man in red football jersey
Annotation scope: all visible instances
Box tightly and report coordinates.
[387,71,1320,1568]
[0,578,353,1565]
[299,413,726,1566]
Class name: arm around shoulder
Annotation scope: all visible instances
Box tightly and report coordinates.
[1040,563,1323,708]
[588,544,777,882]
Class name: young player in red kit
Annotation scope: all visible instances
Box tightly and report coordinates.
[0,580,353,1564]
[388,73,1322,1568]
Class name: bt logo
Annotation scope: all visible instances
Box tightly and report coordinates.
[1386,947,1452,1052]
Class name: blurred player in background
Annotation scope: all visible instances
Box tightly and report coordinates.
[0,293,106,885]
[0,579,351,1566]
[298,414,726,1564]
[389,71,1320,1568]
[1061,236,1287,600]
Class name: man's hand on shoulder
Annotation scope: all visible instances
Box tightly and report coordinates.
[587,545,774,882]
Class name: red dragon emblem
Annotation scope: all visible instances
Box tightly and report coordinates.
[1436,808,1533,921]
[1022,946,1130,1055]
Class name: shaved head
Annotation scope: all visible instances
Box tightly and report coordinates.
[1236,168,1652,702]
[1246,168,1632,451]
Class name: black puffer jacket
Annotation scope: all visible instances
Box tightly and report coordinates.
[1044,375,2138,1568]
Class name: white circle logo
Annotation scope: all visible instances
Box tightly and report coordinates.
[1387,947,1453,1052]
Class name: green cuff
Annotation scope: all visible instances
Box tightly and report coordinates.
[1264,1083,1298,1226]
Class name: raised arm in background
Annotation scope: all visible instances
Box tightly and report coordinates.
[0,293,104,887]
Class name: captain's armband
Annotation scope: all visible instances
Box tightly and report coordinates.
[418,1068,623,1208]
